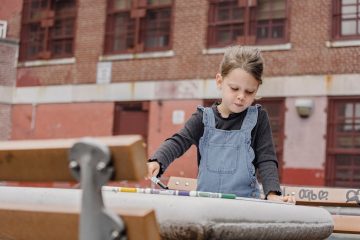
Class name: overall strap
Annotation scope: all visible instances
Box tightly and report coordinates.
[240,105,259,132]
[197,106,216,128]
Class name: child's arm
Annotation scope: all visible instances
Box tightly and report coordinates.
[253,108,282,196]
[147,109,203,177]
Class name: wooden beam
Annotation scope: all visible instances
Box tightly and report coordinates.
[0,203,160,240]
[0,135,147,182]
[168,177,360,207]
[168,176,197,191]
[281,185,360,207]
[332,215,360,234]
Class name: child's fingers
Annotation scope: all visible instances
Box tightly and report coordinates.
[283,195,296,204]
[268,194,296,204]
[146,162,160,180]
[267,194,283,202]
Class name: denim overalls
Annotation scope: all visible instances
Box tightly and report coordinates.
[197,105,260,198]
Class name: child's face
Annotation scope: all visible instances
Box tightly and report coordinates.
[216,68,259,116]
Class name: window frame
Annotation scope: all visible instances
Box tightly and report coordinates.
[207,0,289,48]
[332,0,360,41]
[19,0,77,61]
[104,0,174,55]
[326,97,360,188]
[251,0,289,45]
[207,0,247,48]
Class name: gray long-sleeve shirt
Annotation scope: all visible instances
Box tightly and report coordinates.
[151,104,282,197]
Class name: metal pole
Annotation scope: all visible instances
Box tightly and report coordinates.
[69,138,126,240]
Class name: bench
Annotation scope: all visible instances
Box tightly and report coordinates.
[0,136,161,240]
[282,185,360,235]
[0,202,158,240]
[168,176,360,236]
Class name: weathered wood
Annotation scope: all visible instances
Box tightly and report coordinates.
[0,136,159,240]
[332,215,360,234]
[0,135,147,181]
[281,185,360,207]
[0,203,160,240]
[168,177,360,207]
[167,176,197,191]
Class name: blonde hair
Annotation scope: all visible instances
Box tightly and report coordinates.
[219,45,264,84]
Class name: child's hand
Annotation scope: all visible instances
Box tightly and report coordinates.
[146,161,160,180]
[267,192,296,204]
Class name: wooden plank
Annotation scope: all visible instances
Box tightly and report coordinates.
[332,215,360,234]
[167,176,197,191]
[282,185,360,207]
[0,203,161,240]
[0,135,147,182]
[117,208,161,240]
[168,177,360,207]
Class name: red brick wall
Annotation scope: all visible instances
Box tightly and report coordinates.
[0,40,17,141]
[17,65,75,86]
[0,104,11,140]
[111,0,210,82]
[263,0,360,76]
[0,0,22,38]
[13,0,360,86]
[0,41,17,86]
[11,102,115,140]
[0,0,19,152]
[74,0,106,84]
[100,0,353,80]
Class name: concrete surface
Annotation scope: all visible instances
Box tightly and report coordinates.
[0,186,334,240]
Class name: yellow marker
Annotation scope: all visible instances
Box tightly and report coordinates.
[119,187,137,193]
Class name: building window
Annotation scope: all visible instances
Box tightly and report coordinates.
[207,0,288,47]
[326,98,360,188]
[113,102,149,143]
[332,0,360,40]
[20,0,77,61]
[105,0,173,54]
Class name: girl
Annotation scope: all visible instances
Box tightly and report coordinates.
[147,45,294,203]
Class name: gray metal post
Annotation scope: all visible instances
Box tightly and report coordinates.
[68,138,126,240]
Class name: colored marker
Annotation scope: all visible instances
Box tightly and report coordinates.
[109,186,237,200]
[151,176,169,189]
[221,193,237,199]
[118,187,137,193]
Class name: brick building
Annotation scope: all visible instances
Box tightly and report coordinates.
[0,0,359,187]
[0,0,19,141]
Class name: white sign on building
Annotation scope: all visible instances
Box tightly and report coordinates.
[172,110,185,125]
[0,20,7,39]
[96,62,112,84]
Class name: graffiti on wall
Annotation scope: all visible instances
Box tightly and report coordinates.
[282,186,360,205]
